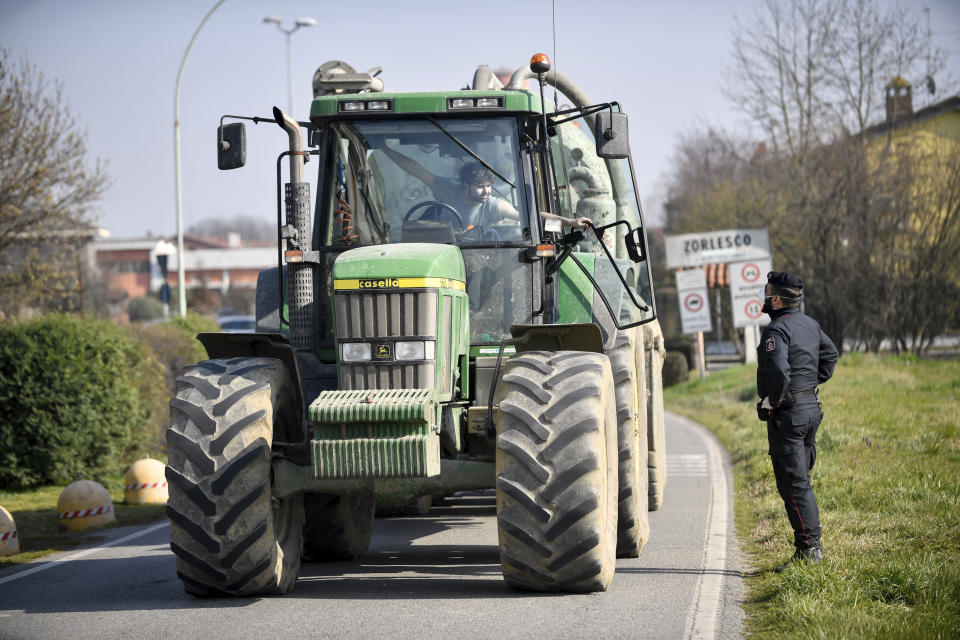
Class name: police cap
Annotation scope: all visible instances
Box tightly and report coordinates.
[767,271,804,290]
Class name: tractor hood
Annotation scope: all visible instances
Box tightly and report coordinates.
[333,243,466,285]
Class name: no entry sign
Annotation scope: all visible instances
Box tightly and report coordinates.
[676,269,712,334]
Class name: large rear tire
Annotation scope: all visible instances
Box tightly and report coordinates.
[495,351,618,592]
[646,329,667,510]
[610,328,650,557]
[302,493,375,561]
[166,357,304,596]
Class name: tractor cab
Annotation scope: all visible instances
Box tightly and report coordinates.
[303,88,657,350]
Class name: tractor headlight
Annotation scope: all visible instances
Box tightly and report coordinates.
[341,342,372,361]
[395,340,433,361]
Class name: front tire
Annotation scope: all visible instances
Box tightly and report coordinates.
[166,357,304,596]
[495,351,618,592]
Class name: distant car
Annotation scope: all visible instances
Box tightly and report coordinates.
[218,315,256,333]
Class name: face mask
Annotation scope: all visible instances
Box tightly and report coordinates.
[762,296,775,314]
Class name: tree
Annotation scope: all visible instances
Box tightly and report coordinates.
[663,0,952,352]
[728,0,947,155]
[0,49,109,317]
[877,141,960,353]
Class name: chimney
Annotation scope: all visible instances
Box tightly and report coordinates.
[885,76,913,123]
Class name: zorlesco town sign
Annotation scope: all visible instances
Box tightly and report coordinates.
[664,228,771,269]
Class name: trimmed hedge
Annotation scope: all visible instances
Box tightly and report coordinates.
[662,350,690,387]
[0,312,220,489]
[0,315,154,488]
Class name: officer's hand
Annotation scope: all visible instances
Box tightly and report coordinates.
[757,399,772,421]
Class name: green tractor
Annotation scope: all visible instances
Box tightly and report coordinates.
[165,54,666,596]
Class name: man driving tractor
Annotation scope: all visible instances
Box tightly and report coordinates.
[381,147,592,234]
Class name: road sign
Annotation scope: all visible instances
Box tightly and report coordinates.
[729,259,772,328]
[676,269,712,334]
[664,228,770,269]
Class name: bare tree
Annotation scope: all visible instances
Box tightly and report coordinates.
[729,0,948,151]
[716,0,950,351]
[880,142,960,353]
[0,49,109,317]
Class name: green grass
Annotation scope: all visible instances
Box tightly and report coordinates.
[0,476,167,565]
[665,353,960,639]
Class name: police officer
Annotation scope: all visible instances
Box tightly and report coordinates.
[756,271,839,570]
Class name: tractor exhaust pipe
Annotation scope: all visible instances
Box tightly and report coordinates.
[273,106,314,353]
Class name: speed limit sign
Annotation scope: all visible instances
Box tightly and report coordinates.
[744,299,764,320]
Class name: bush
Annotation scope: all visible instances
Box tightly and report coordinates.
[124,312,219,453]
[664,337,692,369]
[0,315,155,488]
[127,296,164,322]
[168,311,220,337]
[662,350,690,387]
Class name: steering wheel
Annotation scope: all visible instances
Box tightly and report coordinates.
[402,200,465,227]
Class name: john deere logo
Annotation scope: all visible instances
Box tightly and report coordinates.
[375,344,392,359]
[359,278,400,289]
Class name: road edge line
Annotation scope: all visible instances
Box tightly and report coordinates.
[0,521,169,587]
[674,411,731,640]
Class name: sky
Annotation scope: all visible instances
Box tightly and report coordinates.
[2,0,958,239]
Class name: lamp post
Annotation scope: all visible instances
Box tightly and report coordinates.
[174,0,227,317]
[262,15,316,115]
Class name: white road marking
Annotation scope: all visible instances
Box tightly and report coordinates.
[673,413,731,640]
[0,521,168,587]
[668,453,709,477]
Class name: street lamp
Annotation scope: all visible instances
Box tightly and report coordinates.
[263,15,317,115]
[174,0,227,317]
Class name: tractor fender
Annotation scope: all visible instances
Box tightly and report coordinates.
[509,323,605,354]
[196,331,305,443]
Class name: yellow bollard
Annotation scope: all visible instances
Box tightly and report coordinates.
[57,480,116,532]
[123,458,168,504]
[0,506,19,556]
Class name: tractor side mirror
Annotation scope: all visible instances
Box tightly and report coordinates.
[624,226,647,263]
[217,122,246,170]
[596,111,629,159]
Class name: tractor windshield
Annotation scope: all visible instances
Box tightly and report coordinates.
[316,116,530,248]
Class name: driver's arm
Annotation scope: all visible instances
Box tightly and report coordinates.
[380,147,437,188]
[542,212,592,229]
[493,199,521,220]
[494,200,590,228]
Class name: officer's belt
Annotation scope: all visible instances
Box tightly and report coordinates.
[791,388,817,399]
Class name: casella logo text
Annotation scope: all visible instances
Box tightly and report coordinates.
[359,278,400,289]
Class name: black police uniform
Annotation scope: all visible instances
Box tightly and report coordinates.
[757,278,839,553]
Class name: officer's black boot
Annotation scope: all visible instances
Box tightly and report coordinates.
[773,544,823,572]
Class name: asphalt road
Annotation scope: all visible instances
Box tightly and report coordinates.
[0,411,743,640]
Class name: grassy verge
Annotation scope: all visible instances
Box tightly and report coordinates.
[0,476,167,565]
[665,353,960,639]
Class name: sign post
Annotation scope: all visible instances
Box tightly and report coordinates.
[676,269,711,379]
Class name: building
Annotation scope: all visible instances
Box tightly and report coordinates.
[94,236,175,300]
[92,234,276,318]
[863,76,960,150]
